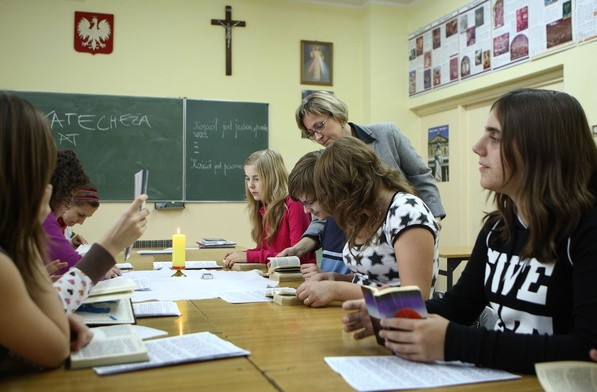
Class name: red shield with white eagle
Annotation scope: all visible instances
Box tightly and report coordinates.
[74,11,113,54]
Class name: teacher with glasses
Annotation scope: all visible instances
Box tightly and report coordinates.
[295,91,445,221]
[278,92,446,275]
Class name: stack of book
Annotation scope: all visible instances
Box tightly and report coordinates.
[197,238,236,249]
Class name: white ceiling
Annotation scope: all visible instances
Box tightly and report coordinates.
[295,0,417,7]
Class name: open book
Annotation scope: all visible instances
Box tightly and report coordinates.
[267,256,303,282]
[75,277,138,325]
[93,331,250,375]
[69,324,149,369]
[76,298,135,325]
[535,361,597,392]
[361,285,427,346]
[85,276,137,303]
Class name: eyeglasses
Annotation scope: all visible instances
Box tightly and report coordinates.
[300,199,316,207]
[305,117,329,140]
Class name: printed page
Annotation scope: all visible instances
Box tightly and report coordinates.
[130,325,168,340]
[125,269,277,302]
[267,256,300,268]
[153,260,221,270]
[535,361,597,392]
[325,356,520,391]
[133,301,181,317]
[93,332,250,375]
[70,325,148,369]
[219,289,274,304]
[89,276,137,296]
[76,298,135,325]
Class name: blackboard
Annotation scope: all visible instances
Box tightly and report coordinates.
[20,91,184,201]
[18,91,269,202]
[185,100,269,201]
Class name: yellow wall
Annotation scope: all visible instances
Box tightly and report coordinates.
[1,0,595,255]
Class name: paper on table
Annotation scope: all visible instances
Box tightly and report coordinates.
[93,332,250,375]
[137,247,196,255]
[137,248,173,255]
[133,301,181,317]
[131,325,168,340]
[153,261,222,270]
[324,356,520,391]
[219,289,274,304]
[125,269,277,302]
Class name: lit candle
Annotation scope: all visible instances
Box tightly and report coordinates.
[172,227,186,270]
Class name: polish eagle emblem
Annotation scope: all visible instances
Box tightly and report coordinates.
[74,12,114,54]
[77,16,111,50]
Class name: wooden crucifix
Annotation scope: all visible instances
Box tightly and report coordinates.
[211,5,246,76]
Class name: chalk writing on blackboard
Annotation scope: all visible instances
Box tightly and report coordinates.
[188,159,244,176]
[185,100,268,201]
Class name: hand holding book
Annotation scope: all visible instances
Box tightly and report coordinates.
[361,285,427,346]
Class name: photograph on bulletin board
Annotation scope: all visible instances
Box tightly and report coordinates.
[428,125,449,182]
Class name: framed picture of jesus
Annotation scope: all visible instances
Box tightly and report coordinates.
[300,40,333,86]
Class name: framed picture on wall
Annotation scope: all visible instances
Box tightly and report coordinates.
[300,40,333,86]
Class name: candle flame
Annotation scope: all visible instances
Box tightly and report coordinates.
[176,227,180,234]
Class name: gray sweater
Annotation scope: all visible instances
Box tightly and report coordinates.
[352,122,445,218]
[303,122,445,240]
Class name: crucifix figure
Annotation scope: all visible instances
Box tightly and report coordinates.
[211,5,246,76]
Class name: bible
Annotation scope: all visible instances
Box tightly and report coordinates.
[361,285,427,346]
[267,256,303,282]
[69,324,149,369]
[76,277,138,325]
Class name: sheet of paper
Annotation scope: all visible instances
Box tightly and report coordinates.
[137,247,196,255]
[93,332,250,375]
[116,263,133,270]
[153,260,222,270]
[219,289,274,304]
[324,356,520,391]
[76,244,92,255]
[124,269,278,302]
[137,248,173,255]
[133,301,181,317]
[131,325,169,340]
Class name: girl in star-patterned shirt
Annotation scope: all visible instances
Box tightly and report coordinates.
[296,136,438,307]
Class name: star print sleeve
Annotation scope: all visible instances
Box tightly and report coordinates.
[386,193,437,243]
[53,268,93,314]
